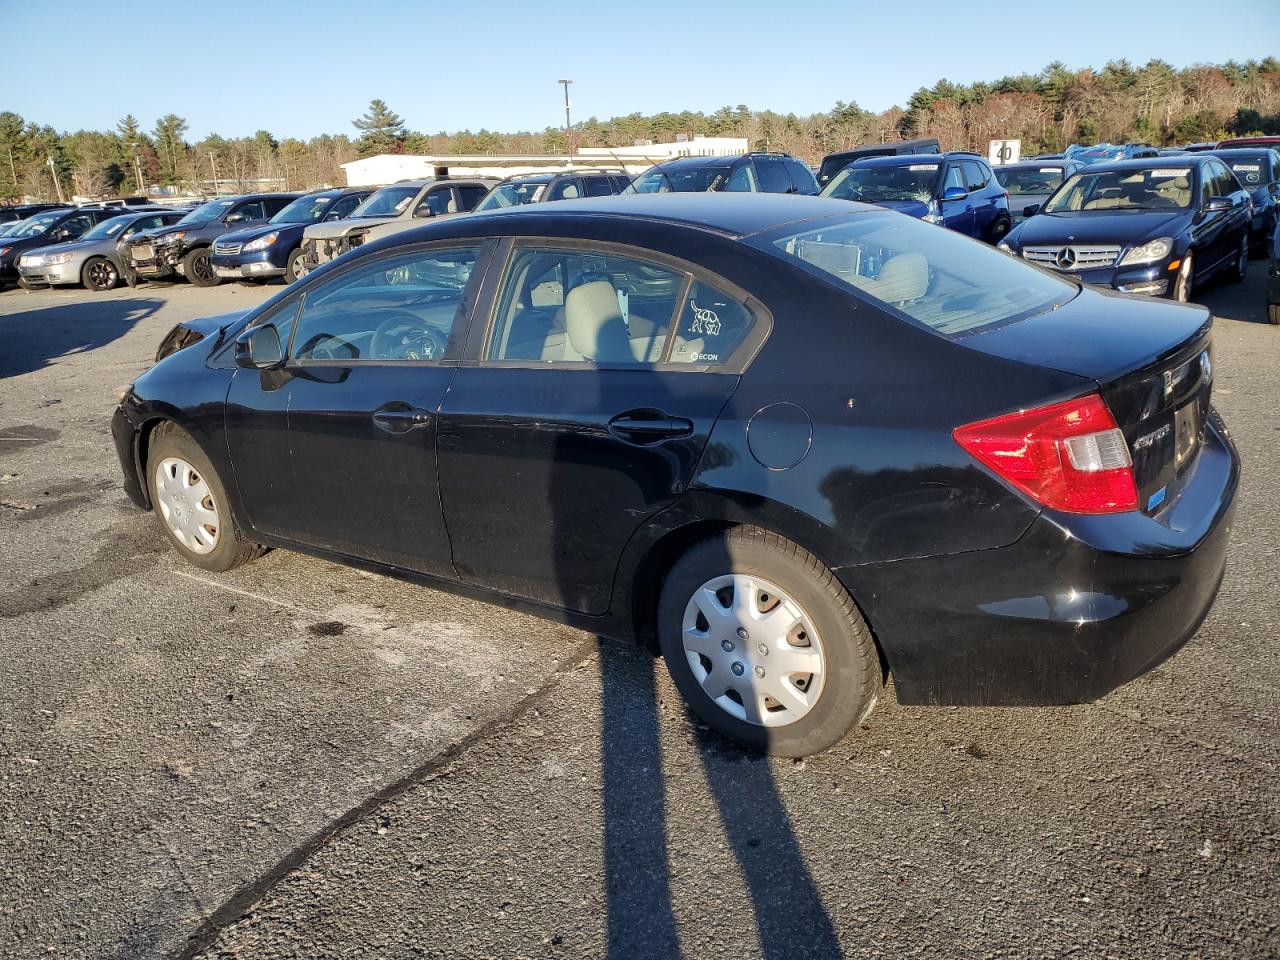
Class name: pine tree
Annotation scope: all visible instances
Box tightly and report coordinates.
[353,99,406,157]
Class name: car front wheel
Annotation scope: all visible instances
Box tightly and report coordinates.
[145,422,261,572]
[657,526,880,756]
[1229,235,1248,284]
[1174,251,1194,302]
[183,247,220,287]
[82,256,119,292]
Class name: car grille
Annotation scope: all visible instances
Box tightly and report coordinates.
[1022,245,1122,271]
[214,240,242,256]
[130,243,154,261]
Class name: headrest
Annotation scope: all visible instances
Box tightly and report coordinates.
[564,280,632,362]
[876,252,928,302]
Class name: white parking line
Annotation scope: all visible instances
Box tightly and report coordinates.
[170,569,315,616]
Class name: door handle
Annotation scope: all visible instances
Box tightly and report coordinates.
[608,410,694,444]
[372,403,433,435]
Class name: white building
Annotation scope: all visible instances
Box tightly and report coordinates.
[340,136,751,187]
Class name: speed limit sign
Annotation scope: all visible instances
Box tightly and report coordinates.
[988,140,1021,165]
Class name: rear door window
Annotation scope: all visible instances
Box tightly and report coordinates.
[784,158,817,194]
[548,178,583,201]
[583,176,615,197]
[455,185,489,211]
[755,156,793,193]
[668,280,757,365]
[263,197,292,217]
[961,161,988,191]
[487,246,686,364]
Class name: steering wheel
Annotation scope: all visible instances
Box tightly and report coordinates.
[369,312,448,361]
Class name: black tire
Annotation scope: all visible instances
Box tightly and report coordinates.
[283,247,305,284]
[989,216,1012,245]
[81,256,119,292]
[1268,303,1280,325]
[657,525,880,757]
[1229,235,1248,284]
[183,247,220,287]
[145,422,261,572]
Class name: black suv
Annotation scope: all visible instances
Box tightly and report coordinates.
[125,193,297,287]
[0,202,71,226]
[473,169,630,211]
[626,153,818,195]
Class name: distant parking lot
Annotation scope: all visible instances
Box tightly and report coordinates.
[0,267,1277,959]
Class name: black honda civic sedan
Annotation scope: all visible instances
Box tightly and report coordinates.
[112,194,1239,756]
[1000,156,1252,302]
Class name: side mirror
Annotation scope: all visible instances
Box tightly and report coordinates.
[1205,196,1233,212]
[941,186,969,202]
[1022,204,1041,218]
[413,205,434,219]
[235,324,284,370]
[225,211,248,224]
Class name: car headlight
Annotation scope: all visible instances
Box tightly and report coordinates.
[997,240,1013,254]
[243,232,278,252]
[155,231,185,244]
[19,254,40,267]
[43,252,73,265]
[1118,237,1174,266]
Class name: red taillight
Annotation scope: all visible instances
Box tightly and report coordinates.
[953,393,1138,514]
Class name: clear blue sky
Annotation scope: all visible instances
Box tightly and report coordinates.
[7,0,1279,140]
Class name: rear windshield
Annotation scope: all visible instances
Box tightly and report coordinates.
[821,163,940,203]
[994,166,1066,196]
[475,181,548,211]
[758,212,1074,338]
[351,185,419,218]
[1223,155,1273,187]
[1044,168,1193,212]
[625,166,727,193]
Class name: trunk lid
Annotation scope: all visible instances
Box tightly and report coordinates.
[968,286,1213,515]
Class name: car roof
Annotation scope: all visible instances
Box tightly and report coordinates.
[852,154,950,167]
[997,159,1072,168]
[1210,147,1279,158]
[457,192,871,239]
[1079,157,1202,172]
[499,173,556,185]
[654,155,738,170]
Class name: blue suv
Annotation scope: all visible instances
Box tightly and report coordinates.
[819,152,1011,242]
[209,187,371,284]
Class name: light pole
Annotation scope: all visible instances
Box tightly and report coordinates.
[209,150,221,196]
[46,154,64,203]
[558,79,572,157]
[132,142,146,197]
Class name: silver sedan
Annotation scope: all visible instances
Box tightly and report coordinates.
[17,210,182,292]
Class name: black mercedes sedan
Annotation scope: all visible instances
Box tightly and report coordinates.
[1000,156,1252,302]
[112,194,1239,756]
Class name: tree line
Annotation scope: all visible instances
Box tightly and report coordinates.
[3,58,1278,202]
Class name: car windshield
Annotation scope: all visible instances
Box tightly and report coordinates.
[1064,144,1129,165]
[759,211,1074,338]
[82,216,133,240]
[6,212,62,238]
[1224,156,1271,188]
[1043,168,1193,213]
[625,166,726,193]
[475,181,548,211]
[994,166,1066,196]
[821,163,940,203]
[351,185,420,218]
[271,194,334,224]
[177,198,236,225]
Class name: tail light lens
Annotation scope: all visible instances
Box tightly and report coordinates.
[953,394,1138,514]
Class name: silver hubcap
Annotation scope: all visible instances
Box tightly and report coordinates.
[681,574,825,727]
[155,457,220,554]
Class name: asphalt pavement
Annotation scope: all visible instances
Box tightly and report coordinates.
[0,267,1276,960]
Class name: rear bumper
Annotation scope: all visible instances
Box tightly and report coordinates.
[836,415,1239,706]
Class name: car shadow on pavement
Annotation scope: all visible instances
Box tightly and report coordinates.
[598,641,841,960]
[0,296,162,379]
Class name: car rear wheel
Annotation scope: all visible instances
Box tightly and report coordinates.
[657,526,880,756]
[1229,235,1248,284]
[183,247,220,287]
[284,247,305,284]
[145,422,261,572]
[1174,251,1194,302]
[81,256,118,292]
